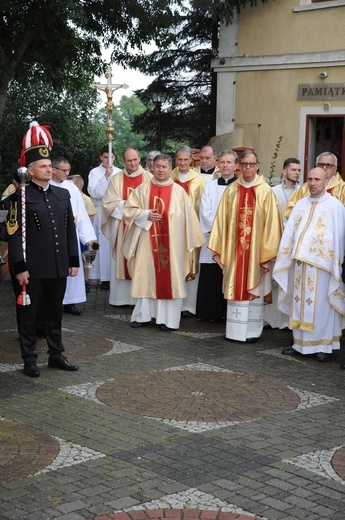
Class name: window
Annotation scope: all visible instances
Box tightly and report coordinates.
[295,0,345,11]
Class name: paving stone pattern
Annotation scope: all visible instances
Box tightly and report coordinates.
[1,274,345,519]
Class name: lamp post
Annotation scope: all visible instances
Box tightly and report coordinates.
[152,90,167,150]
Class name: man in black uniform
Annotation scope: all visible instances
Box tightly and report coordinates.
[1,123,80,377]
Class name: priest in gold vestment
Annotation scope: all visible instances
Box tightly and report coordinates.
[208,150,283,342]
[284,152,345,220]
[122,154,205,330]
[274,167,345,362]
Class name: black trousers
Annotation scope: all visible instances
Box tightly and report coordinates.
[196,263,227,320]
[16,278,67,363]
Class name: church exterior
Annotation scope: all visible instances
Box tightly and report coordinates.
[211,0,345,181]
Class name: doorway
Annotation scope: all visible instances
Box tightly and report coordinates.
[304,115,345,180]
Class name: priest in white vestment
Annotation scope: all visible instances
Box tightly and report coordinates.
[122,154,205,330]
[51,158,97,314]
[273,167,345,362]
[87,146,121,285]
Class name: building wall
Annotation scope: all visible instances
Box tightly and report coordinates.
[237,0,345,56]
[212,0,345,178]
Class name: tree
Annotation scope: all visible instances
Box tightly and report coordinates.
[130,0,271,150]
[0,0,184,127]
[0,81,149,193]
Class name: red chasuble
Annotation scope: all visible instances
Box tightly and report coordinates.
[234,185,256,300]
[149,183,173,299]
[122,174,143,279]
[174,179,190,195]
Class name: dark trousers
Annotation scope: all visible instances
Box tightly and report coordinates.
[16,278,67,363]
[196,263,227,320]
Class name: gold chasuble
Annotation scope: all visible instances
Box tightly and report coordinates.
[284,172,345,220]
[122,178,205,300]
[170,167,206,278]
[102,167,152,280]
[208,175,283,302]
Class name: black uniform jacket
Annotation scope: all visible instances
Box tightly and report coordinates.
[1,180,79,278]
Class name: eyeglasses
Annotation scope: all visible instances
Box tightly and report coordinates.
[316,162,335,169]
[239,162,257,168]
[55,167,71,173]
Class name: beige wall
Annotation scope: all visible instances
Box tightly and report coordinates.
[237,0,345,56]
[221,0,345,177]
[234,66,345,176]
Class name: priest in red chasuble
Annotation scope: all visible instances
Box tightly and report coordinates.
[208,150,283,343]
[122,154,205,331]
[102,147,152,306]
[170,145,206,315]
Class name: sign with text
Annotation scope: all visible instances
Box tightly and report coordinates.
[297,83,345,100]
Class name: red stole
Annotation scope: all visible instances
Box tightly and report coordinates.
[122,174,143,279]
[149,183,173,299]
[234,184,256,300]
[327,187,334,195]
[174,179,190,195]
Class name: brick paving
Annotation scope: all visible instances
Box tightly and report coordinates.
[1,272,345,519]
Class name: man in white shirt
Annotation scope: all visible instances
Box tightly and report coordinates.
[272,158,301,225]
[87,146,121,289]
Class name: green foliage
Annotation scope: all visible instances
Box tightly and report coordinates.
[0,0,273,186]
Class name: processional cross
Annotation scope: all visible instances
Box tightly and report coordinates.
[90,65,128,166]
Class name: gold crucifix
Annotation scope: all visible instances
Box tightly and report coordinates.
[90,65,129,165]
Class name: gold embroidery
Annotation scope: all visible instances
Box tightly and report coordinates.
[6,201,19,235]
[238,193,252,254]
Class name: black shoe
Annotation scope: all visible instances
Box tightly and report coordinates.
[282,346,295,355]
[100,281,110,290]
[130,321,141,328]
[85,281,90,293]
[246,337,259,343]
[24,362,40,377]
[181,310,195,318]
[159,323,170,331]
[316,352,331,362]
[64,304,81,315]
[48,355,79,371]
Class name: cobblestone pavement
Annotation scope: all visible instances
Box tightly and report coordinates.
[1,273,345,520]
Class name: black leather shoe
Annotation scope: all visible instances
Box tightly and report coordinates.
[100,281,110,290]
[24,362,40,377]
[316,352,331,362]
[159,323,170,331]
[64,304,81,315]
[130,321,141,328]
[246,337,259,343]
[48,355,79,371]
[85,281,90,293]
[282,346,295,355]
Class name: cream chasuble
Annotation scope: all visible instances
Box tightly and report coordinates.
[102,167,152,279]
[122,178,205,300]
[274,192,345,354]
